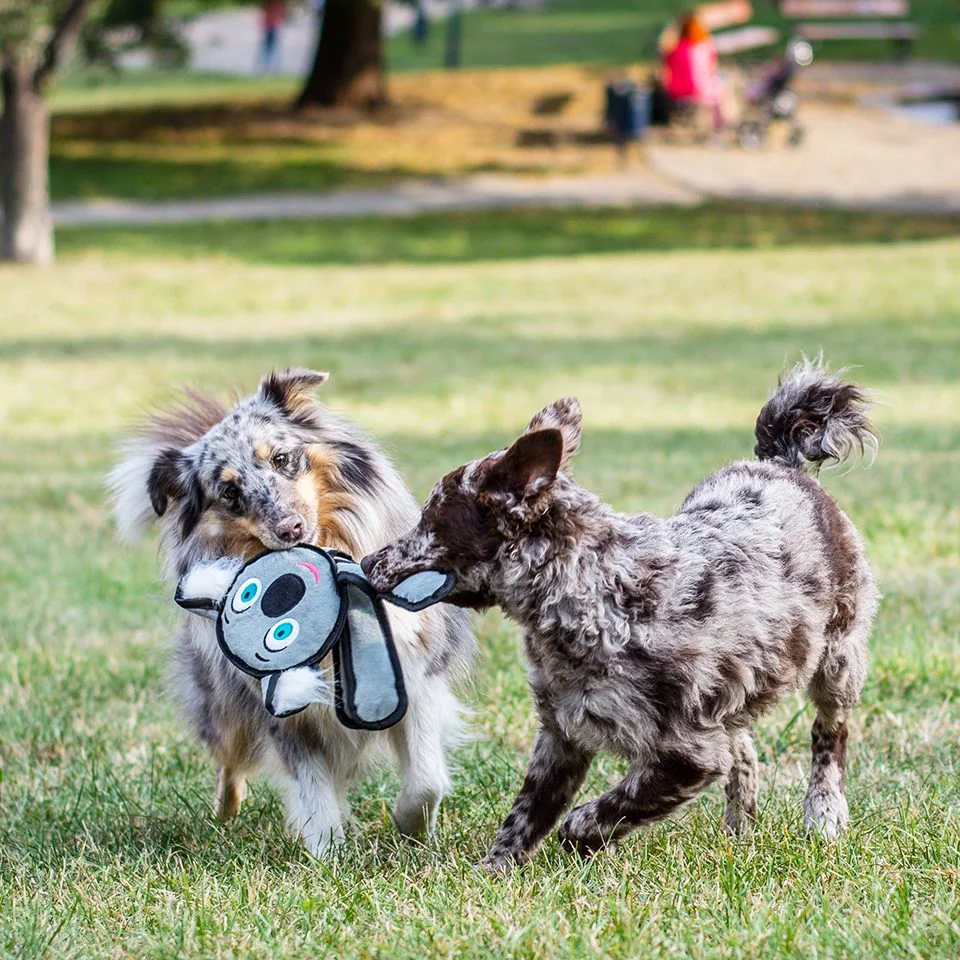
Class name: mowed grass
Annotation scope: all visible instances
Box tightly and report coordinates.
[54,202,960,265]
[2,208,960,958]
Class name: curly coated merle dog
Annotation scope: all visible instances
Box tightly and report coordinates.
[362,361,879,871]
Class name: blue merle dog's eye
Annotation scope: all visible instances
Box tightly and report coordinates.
[264,618,299,651]
[221,483,242,513]
[232,577,261,612]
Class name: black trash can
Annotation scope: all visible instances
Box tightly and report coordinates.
[604,80,652,143]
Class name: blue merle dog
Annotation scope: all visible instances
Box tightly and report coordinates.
[109,368,475,856]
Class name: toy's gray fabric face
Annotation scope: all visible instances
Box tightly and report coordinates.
[219,548,342,674]
[175,546,456,730]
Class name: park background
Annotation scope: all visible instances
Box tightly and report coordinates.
[1,1,959,956]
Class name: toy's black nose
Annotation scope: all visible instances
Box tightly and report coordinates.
[261,573,306,617]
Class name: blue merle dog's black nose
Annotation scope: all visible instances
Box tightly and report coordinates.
[260,573,306,617]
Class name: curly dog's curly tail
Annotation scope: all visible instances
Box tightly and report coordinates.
[754,358,878,471]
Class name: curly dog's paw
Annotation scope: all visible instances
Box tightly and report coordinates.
[557,808,609,857]
[479,852,517,876]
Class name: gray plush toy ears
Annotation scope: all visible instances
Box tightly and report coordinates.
[174,557,244,620]
[331,556,455,611]
[383,570,457,611]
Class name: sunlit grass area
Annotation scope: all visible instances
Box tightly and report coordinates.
[1,212,959,957]
[51,70,298,114]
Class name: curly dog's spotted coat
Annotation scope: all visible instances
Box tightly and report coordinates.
[363,361,879,870]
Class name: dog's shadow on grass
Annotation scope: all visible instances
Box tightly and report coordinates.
[0,757,487,877]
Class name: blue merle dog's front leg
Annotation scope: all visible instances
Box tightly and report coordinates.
[482,723,594,874]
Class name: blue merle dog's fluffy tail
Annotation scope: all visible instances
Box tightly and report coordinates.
[754,359,878,471]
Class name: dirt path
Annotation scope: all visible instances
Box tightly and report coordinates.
[645,102,960,215]
[51,171,699,228]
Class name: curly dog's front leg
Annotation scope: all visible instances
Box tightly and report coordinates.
[482,726,593,874]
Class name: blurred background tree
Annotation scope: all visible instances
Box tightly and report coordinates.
[0,0,93,264]
[80,0,188,71]
[1,0,392,263]
[298,0,386,108]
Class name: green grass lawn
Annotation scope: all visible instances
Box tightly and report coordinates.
[53,203,960,265]
[2,206,960,958]
[50,70,298,114]
[388,0,960,70]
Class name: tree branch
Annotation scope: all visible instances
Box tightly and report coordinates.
[37,0,93,86]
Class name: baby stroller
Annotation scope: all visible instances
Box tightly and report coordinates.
[737,38,813,150]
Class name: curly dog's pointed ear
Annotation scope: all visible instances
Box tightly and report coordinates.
[525,397,582,471]
[484,429,564,504]
[259,368,329,419]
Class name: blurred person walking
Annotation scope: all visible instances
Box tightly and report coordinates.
[412,1,429,46]
[259,0,286,74]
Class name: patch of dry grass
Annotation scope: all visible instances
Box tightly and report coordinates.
[51,66,655,202]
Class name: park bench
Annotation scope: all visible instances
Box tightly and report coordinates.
[699,0,782,55]
[779,0,918,59]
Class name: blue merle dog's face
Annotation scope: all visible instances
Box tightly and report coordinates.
[219,548,342,673]
[146,369,330,553]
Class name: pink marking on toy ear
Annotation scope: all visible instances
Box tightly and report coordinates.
[297,561,320,584]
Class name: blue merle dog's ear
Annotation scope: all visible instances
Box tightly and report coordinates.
[524,397,581,471]
[148,448,205,537]
[175,558,243,621]
[259,368,330,419]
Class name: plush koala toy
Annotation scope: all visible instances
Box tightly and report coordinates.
[175,547,454,730]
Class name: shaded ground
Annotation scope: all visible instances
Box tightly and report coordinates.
[49,62,960,218]
[49,66,629,203]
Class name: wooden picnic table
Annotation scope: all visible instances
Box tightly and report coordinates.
[712,26,782,54]
[659,0,782,55]
[781,0,909,16]
[780,0,917,58]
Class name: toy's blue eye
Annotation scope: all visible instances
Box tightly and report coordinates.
[264,618,299,651]
[232,577,261,613]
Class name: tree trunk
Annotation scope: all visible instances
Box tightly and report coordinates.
[1,64,53,265]
[296,0,385,109]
